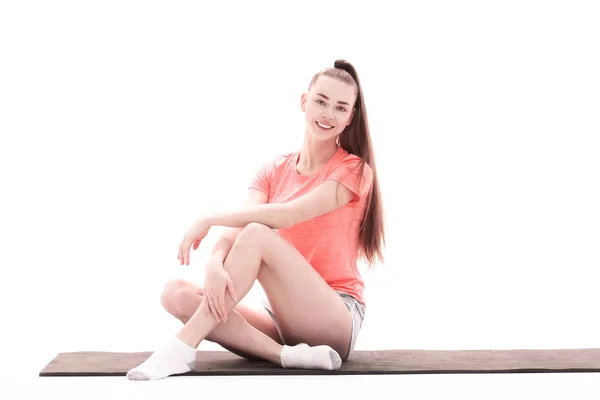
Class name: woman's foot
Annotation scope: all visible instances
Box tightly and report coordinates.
[280,343,342,370]
[126,335,197,380]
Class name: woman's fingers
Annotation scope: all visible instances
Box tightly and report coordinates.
[182,243,188,265]
[205,290,213,316]
[177,243,185,265]
[212,291,223,322]
[209,292,222,322]
[182,241,192,265]
[207,293,218,320]
[216,295,225,322]
[205,296,212,317]
[226,279,238,302]
[178,237,204,265]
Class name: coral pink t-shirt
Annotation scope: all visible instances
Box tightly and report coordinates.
[249,146,373,307]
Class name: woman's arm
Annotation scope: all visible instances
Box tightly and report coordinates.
[205,202,292,231]
[207,188,270,264]
[205,178,357,233]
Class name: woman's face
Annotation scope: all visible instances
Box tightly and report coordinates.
[301,76,356,142]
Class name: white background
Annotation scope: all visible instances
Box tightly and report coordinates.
[1,0,599,398]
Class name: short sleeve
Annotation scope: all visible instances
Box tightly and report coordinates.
[327,156,374,203]
[249,159,275,197]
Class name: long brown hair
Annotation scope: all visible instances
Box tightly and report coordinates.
[308,59,386,269]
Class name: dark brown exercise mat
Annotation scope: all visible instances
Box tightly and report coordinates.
[39,348,600,376]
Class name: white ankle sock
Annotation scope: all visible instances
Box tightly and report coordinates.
[280,343,342,370]
[126,335,197,380]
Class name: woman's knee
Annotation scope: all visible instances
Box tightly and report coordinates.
[237,222,271,245]
[160,279,192,311]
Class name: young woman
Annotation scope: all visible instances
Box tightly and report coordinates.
[127,59,385,380]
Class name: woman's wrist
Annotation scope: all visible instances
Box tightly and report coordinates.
[197,214,214,228]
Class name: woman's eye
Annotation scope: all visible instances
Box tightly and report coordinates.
[316,99,346,111]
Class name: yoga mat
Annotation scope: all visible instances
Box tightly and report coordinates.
[39,348,600,376]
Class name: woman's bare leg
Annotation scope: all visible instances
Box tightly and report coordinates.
[176,222,353,359]
[161,279,283,362]
[174,269,284,364]
[127,222,353,380]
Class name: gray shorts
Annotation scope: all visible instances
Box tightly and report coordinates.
[261,290,366,356]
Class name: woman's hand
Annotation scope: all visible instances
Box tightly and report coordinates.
[204,260,238,322]
[178,216,211,266]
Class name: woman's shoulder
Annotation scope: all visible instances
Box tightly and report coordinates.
[274,151,296,166]
[333,148,373,174]
[263,151,294,171]
[252,150,296,177]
